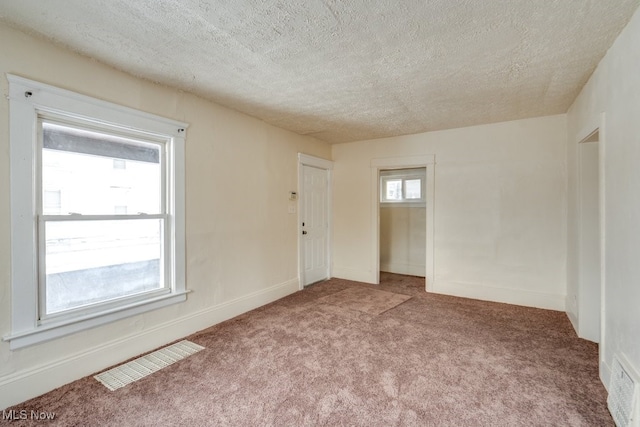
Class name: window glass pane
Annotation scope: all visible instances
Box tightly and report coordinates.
[405,179,422,199]
[385,179,403,200]
[41,122,162,215]
[44,219,164,315]
[43,190,62,215]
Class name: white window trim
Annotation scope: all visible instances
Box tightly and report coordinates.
[380,168,426,206]
[4,75,189,349]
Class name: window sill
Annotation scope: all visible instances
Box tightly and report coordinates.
[3,291,190,350]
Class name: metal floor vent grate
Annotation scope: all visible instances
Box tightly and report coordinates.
[94,340,205,391]
[608,354,640,427]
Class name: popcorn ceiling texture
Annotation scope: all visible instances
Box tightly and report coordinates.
[1,0,638,143]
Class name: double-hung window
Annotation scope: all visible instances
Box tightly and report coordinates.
[380,168,426,205]
[5,75,188,349]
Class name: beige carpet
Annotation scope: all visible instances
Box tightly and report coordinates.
[5,273,613,426]
[316,286,411,315]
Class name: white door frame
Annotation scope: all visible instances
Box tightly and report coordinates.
[298,153,334,290]
[371,155,435,291]
[576,113,607,383]
[577,135,600,343]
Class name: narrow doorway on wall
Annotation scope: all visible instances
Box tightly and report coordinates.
[379,168,427,278]
[578,131,601,343]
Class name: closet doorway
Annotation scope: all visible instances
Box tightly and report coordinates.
[379,168,427,277]
[370,155,435,291]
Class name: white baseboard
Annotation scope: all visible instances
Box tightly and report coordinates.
[0,277,299,410]
[432,281,566,311]
[380,263,425,277]
[331,267,376,284]
[566,308,579,336]
[601,358,612,392]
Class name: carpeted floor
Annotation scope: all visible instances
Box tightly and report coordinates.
[4,273,612,426]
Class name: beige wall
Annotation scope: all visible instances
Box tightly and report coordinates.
[0,23,330,408]
[566,5,640,387]
[332,115,568,310]
[380,206,426,276]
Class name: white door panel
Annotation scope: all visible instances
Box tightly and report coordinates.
[302,165,329,285]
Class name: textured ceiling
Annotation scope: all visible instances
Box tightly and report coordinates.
[1,1,639,143]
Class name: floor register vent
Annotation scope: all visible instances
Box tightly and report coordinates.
[94,340,205,391]
[609,354,640,427]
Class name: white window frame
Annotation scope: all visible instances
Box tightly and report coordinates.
[4,75,189,349]
[380,168,426,206]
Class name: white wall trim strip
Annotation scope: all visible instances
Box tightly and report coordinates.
[380,263,426,277]
[331,267,376,284]
[371,155,435,168]
[298,153,334,170]
[432,281,566,311]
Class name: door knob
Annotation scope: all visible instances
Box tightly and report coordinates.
[302,231,307,235]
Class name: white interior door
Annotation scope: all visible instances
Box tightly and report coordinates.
[302,164,329,286]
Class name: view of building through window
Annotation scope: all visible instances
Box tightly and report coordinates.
[384,179,403,200]
[404,179,421,199]
[41,122,165,315]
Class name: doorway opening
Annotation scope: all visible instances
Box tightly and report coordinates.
[370,155,435,291]
[379,168,427,278]
[578,129,601,343]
